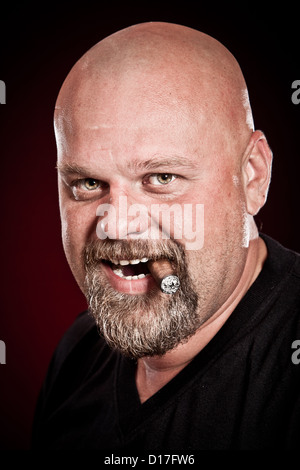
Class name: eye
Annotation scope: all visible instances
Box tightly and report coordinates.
[69,177,105,201]
[80,178,101,191]
[148,174,177,185]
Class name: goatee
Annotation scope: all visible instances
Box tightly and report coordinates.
[83,239,199,359]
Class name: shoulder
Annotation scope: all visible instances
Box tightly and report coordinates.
[261,233,300,281]
[55,310,96,357]
[32,312,113,444]
[44,311,106,386]
[36,311,112,407]
[259,234,300,333]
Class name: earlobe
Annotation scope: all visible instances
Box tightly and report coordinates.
[243,130,273,216]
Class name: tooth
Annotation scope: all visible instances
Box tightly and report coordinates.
[113,268,124,278]
[113,270,148,281]
[112,258,149,265]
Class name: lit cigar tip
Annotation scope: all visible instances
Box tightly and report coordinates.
[160,275,180,294]
[147,258,180,294]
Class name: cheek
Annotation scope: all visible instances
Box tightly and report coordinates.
[206,171,244,219]
[60,201,99,277]
[187,176,246,253]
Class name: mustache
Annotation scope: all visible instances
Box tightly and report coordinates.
[83,239,186,271]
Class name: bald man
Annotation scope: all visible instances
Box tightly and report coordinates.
[32,22,300,450]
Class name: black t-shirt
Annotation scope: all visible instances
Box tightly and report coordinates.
[32,234,300,450]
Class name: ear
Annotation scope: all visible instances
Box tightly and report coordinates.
[242,130,273,216]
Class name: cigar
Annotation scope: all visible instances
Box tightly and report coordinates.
[147,259,180,294]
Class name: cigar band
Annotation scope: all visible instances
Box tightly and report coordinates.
[160,275,180,294]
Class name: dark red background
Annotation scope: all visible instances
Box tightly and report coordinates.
[0,3,299,449]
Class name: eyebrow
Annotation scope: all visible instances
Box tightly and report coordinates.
[56,155,198,177]
[56,162,93,177]
[128,155,198,172]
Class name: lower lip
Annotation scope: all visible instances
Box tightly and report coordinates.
[101,262,157,294]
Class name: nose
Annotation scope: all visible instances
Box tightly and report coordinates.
[96,190,150,240]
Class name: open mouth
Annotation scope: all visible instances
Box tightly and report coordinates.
[103,258,151,280]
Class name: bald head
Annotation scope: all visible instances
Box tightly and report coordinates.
[55,22,254,161]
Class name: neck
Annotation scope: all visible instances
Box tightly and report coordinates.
[136,231,267,403]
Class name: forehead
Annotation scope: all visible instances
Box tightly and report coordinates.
[55,77,211,165]
[54,59,238,174]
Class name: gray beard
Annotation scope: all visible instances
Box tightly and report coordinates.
[83,240,199,359]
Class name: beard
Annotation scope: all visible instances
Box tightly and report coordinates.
[83,239,199,359]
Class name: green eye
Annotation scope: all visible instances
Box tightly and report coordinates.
[83,178,100,190]
[157,174,173,184]
[149,174,176,185]
[70,177,105,201]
